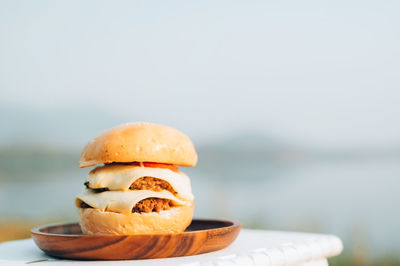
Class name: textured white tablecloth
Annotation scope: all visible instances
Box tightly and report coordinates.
[0,229,342,266]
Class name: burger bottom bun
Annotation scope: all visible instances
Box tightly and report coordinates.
[78,203,194,235]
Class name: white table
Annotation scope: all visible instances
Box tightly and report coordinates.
[0,229,343,266]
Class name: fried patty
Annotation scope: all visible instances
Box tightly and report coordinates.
[132,198,173,213]
[129,177,176,194]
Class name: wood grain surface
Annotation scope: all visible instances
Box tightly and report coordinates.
[31,219,241,260]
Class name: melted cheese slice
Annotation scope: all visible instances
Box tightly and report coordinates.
[87,165,193,200]
[76,189,187,214]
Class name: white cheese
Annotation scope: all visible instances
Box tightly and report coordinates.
[76,189,187,214]
[87,165,193,200]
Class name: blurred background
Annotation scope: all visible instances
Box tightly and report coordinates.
[1,0,400,265]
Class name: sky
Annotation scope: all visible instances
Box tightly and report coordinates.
[1,0,400,149]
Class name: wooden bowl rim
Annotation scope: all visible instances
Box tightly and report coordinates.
[31,218,241,238]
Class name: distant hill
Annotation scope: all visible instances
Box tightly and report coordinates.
[1,105,399,182]
[0,146,79,181]
[0,105,125,149]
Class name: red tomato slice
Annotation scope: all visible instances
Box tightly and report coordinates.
[128,162,179,172]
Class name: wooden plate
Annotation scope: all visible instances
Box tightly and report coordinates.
[31,219,241,260]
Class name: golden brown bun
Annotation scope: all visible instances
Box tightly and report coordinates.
[78,203,194,235]
[79,122,198,168]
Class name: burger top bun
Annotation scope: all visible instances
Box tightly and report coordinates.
[79,122,198,168]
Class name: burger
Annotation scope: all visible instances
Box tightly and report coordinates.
[75,122,197,235]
